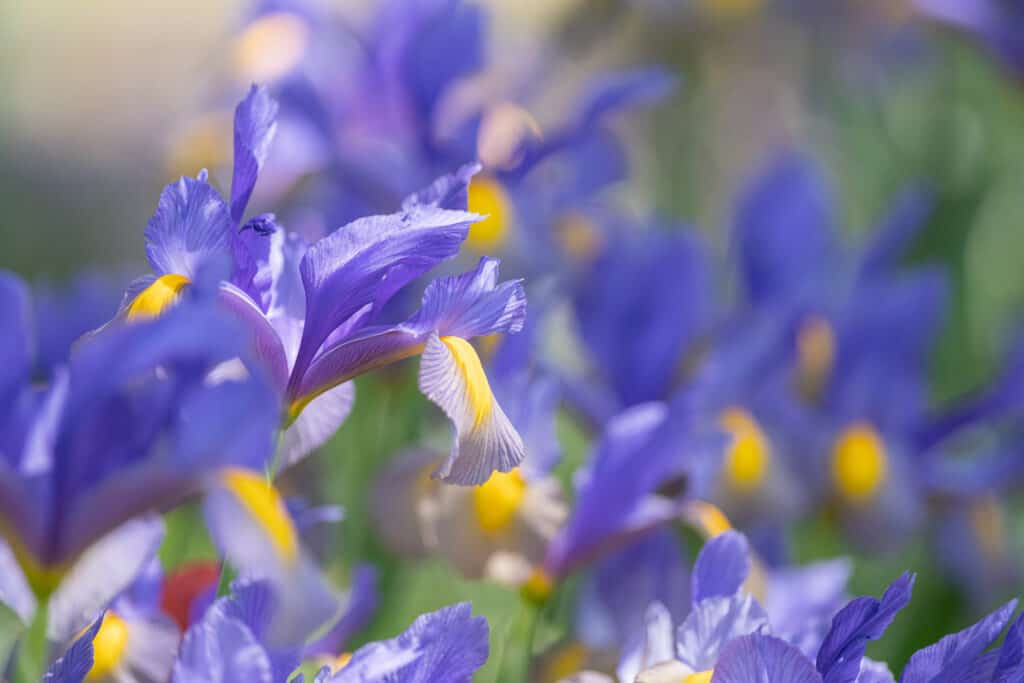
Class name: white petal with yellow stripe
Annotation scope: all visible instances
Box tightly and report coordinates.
[203,468,338,645]
[419,333,525,485]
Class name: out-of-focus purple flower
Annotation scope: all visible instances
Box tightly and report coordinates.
[915,0,1024,77]
[0,269,279,581]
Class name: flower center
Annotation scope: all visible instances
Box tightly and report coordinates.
[685,671,714,683]
[467,176,511,251]
[473,468,527,534]
[86,612,129,680]
[126,274,190,321]
[719,407,769,493]
[831,422,888,503]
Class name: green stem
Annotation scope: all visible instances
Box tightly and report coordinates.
[215,561,237,598]
[13,604,48,683]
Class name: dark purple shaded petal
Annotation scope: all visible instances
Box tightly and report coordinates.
[901,599,1018,683]
[231,213,279,299]
[43,613,102,683]
[577,530,690,653]
[280,382,355,467]
[815,572,914,683]
[691,530,750,603]
[574,229,711,406]
[144,176,233,278]
[305,564,379,658]
[290,203,475,396]
[393,0,484,125]
[714,633,823,683]
[732,152,838,306]
[230,85,279,226]
[994,613,1024,682]
[327,603,489,683]
[545,398,723,576]
[675,593,769,672]
[43,292,279,564]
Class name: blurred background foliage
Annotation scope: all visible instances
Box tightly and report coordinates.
[2,0,1024,679]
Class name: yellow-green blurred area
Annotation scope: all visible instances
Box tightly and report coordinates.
[3,0,1024,679]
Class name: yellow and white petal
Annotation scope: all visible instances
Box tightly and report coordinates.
[418,334,525,485]
[203,469,338,644]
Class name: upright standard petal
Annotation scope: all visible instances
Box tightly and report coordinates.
[231,84,279,225]
[815,572,914,683]
[144,175,233,278]
[691,530,751,603]
[172,596,274,683]
[326,603,489,683]
[574,229,711,406]
[732,152,838,306]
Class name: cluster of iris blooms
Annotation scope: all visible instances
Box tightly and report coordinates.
[3,1,1024,682]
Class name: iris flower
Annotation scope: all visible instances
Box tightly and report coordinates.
[0,269,278,596]
[209,0,673,279]
[123,85,528,483]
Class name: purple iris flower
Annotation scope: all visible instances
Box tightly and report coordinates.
[221,0,672,279]
[567,225,714,422]
[615,532,910,683]
[121,85,528,484]
[543,396,723,580]
[0,268,278,578]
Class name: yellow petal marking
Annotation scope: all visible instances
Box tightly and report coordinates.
[831,422,888,503]
[221,468,298,563]
[472,468,527,535]
[440,336,494,429]
[126,274,191,321]
[719,407,769,493]
[685,671,714,683]
[466,176,511,252]
[85,612,129,680]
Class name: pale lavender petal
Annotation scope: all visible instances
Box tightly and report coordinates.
[231,85,279,225]
[675,594,769,672]
[280,382,355,467]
